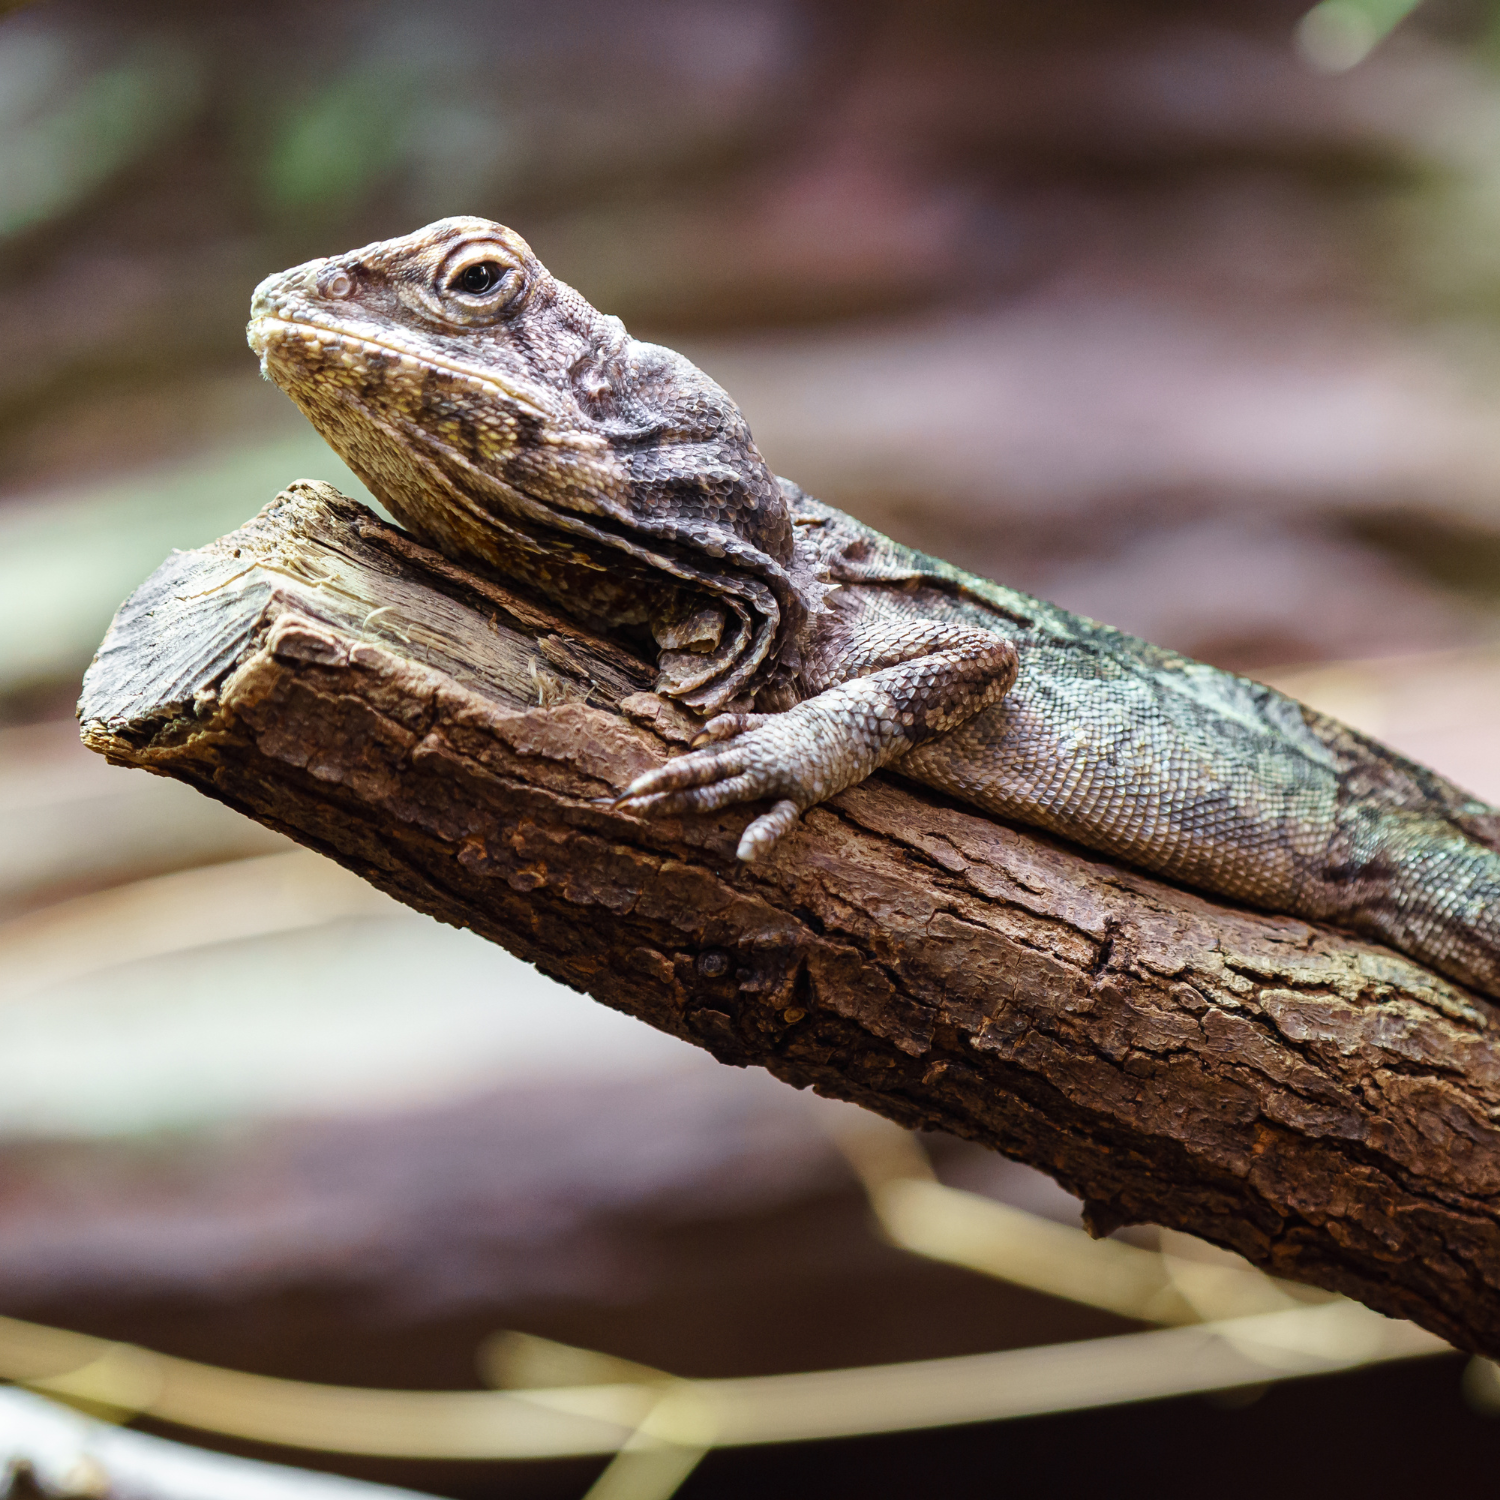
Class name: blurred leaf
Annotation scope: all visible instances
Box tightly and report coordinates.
[1295,0,1424,72]
[0,32,203,237]
[0,28,68,127]
[261,65,415,218]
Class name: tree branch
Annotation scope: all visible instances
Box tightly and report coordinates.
[79,481,1500,1358]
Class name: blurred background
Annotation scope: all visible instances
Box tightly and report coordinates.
[4,0,1500,1495]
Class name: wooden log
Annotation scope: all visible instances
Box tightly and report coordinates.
[78,481,1500,1358]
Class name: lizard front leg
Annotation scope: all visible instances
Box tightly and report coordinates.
[617,621,1018,860]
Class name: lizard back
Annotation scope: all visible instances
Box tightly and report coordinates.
[796,492,1500,996]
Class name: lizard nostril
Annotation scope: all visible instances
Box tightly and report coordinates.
[321,268,353,299]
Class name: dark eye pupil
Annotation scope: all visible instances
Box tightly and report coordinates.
[457,261,503,294]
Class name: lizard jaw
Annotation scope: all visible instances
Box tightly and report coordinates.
[248,310,560,427]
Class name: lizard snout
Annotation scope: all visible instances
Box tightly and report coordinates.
[247,259,327,329]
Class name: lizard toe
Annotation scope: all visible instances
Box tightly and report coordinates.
[691,713,765,749]
[617,770,780,820]
[662,769,774,815]
[737,800,802,861]
[616,741,757,805]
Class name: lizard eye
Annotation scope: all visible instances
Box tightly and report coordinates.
[455,261,504,295]
[426,243,530,324]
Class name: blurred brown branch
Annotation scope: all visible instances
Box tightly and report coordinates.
[78,481,1500,1361]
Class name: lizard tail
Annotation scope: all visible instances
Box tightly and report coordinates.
[1316,811,1500,1001]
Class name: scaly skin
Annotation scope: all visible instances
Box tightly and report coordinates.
[248,217,1500,999]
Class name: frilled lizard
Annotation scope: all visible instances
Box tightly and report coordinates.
[247,217,1500,1001]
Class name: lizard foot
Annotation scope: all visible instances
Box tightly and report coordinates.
[617,641,1017,860]
[615,710,833,859]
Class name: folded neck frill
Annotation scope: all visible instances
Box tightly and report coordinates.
[376,415,811,715]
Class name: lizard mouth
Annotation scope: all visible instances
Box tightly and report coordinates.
[248,313,563,428]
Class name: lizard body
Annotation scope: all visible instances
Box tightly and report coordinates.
[248,217,1500,1000]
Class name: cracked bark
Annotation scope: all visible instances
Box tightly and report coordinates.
[78,481,1500,1359]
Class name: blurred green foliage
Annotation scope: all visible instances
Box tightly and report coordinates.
[1298,0,1423,71]
[0,30,201,236]
[261,63,416,220]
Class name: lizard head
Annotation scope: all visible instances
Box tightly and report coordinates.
[247,216,811,710]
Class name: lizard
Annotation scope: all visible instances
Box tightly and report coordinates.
[247,216,1500,1002]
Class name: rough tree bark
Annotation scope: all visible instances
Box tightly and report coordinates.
[78,482,1500,1358]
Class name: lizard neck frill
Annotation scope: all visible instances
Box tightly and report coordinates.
[252,311,805,713]
[385,394,808,713]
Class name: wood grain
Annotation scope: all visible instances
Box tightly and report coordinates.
[79,481,1500,1358]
